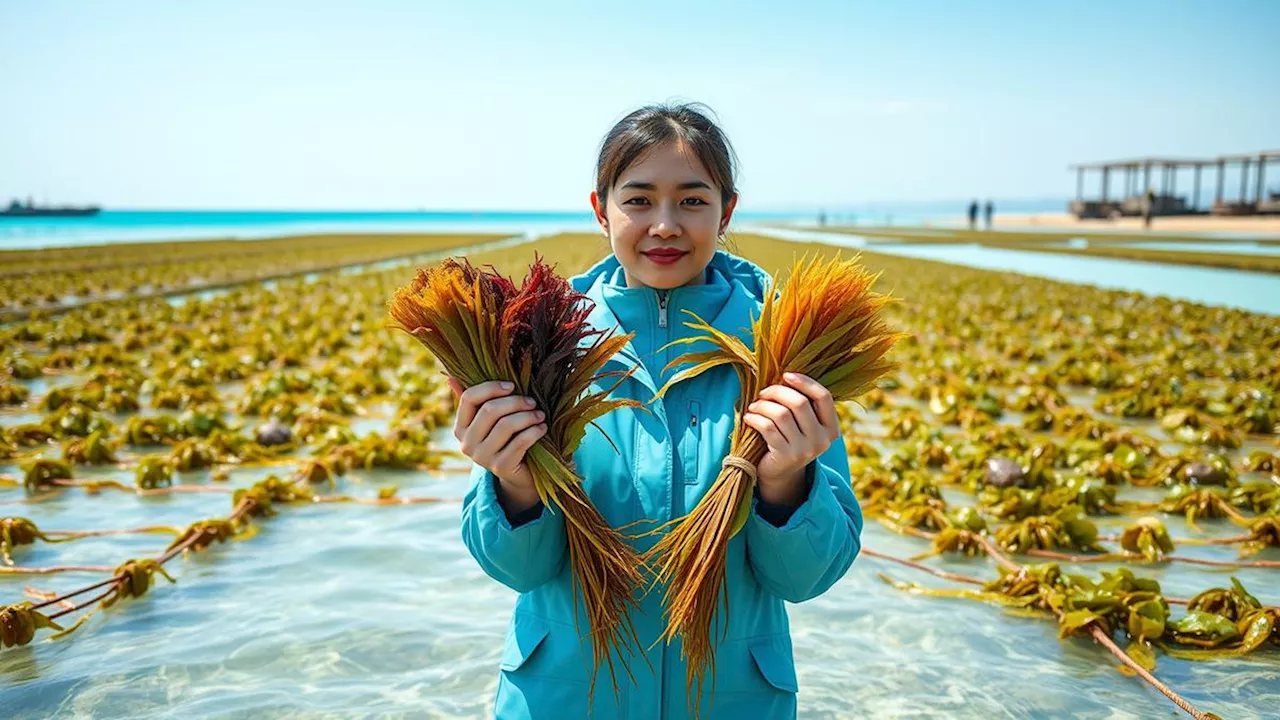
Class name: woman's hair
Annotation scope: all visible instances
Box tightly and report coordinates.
[594,102,738,209]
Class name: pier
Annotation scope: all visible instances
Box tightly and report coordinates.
[1069,150,1278,219]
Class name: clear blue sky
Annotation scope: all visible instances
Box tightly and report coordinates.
[2,0,1276,211]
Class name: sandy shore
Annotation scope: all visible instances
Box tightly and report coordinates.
[986,212,1280,235]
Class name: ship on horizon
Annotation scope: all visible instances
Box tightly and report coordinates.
[1,197,101,217]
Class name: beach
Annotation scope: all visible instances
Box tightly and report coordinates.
[988,212,1280,235]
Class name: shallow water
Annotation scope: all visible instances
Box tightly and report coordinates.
[3,230,1279,719]
[1,418,1277,719]
[757,228,1280,316]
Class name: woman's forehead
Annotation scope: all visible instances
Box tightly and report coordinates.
[616,141,715,189]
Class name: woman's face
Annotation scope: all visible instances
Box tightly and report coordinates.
[591,140,737,289]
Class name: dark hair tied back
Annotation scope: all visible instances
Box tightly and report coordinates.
[595,102,738,209]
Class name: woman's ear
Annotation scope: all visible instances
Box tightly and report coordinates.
[719,192,739,235]
[590,190,609,237]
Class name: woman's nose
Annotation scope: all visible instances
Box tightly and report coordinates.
[650,205,682,238]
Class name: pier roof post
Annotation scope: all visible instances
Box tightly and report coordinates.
[1216,159,1226,205]
[1192,164,1202,210]
[1255,155,1267,209]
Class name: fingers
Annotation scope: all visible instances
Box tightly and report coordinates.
[455,380,514,433]
[783,373,840,439]
[746,398,800,446]
[757,384,823,440]
[743,411,788,451]
[444,376,464,400]
[491,423,549,478]
[462,399,539,457]
[471,407,546,464]
[466,394,539,445]
[748,376,842,463]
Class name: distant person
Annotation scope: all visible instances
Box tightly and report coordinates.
[984,200,994,230]
[967,199,978,230]
[1143,188,1155,229]
[817,208,827,227]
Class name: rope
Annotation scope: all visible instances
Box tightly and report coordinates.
[721,455,757,481]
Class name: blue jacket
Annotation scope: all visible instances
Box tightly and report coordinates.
[460,250,864,719]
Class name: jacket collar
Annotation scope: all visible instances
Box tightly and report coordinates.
[570,250,772,396]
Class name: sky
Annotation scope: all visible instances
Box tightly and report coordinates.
[1,0,1277,212]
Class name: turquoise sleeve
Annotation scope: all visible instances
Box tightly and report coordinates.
[459,461,568,593]
[744,438,863,602]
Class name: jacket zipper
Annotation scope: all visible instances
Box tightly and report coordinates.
[656,285,670,714]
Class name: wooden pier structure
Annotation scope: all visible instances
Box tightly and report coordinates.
[1069,150,1278,219]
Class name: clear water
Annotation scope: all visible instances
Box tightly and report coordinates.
[759,228,1280,316]
[2,224,1277,719]
[1,425,1276,719]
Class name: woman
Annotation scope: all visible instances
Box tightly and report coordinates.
[451,103,863,719]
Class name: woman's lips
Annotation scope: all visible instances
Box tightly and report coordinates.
[643,249,688,266]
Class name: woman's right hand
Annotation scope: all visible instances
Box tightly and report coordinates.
[446,377,546,508]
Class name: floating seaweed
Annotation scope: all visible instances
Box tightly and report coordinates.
[62,430,119,465]
[1119,517,1176,561]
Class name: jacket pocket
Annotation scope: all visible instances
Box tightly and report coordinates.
[496,614,629,719]
[683,399,702,485]
[500,613,551,671]
[748,639,799,693]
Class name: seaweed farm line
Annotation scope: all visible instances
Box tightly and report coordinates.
[163,233,541,309]
[2,233,543,323]
[758,227,1280,316]
[1110,241,1280,256]
[1,231,1278,719]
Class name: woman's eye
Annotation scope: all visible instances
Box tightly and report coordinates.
[623,197,650,206]
[682,198,708,206]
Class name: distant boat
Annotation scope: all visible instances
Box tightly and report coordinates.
[1,199,101,217]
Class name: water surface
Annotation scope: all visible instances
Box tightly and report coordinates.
[759,228,1280,316]
[3,426,1275,720]
[2,226,1277,719]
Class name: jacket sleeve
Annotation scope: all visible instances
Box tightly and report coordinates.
[459,461,568,593]
[744,437,863,603]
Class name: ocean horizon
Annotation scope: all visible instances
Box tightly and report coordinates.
[0,201,1068,250]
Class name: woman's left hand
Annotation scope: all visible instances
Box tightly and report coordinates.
[743,372,840,503]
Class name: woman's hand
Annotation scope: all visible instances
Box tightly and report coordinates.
[446,377,546,512]
[743,372,840,505]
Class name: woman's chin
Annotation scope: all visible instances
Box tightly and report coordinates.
[636,269,697,289]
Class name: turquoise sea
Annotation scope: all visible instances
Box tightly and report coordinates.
[0,210,606,249]
[0,203,1070,250]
